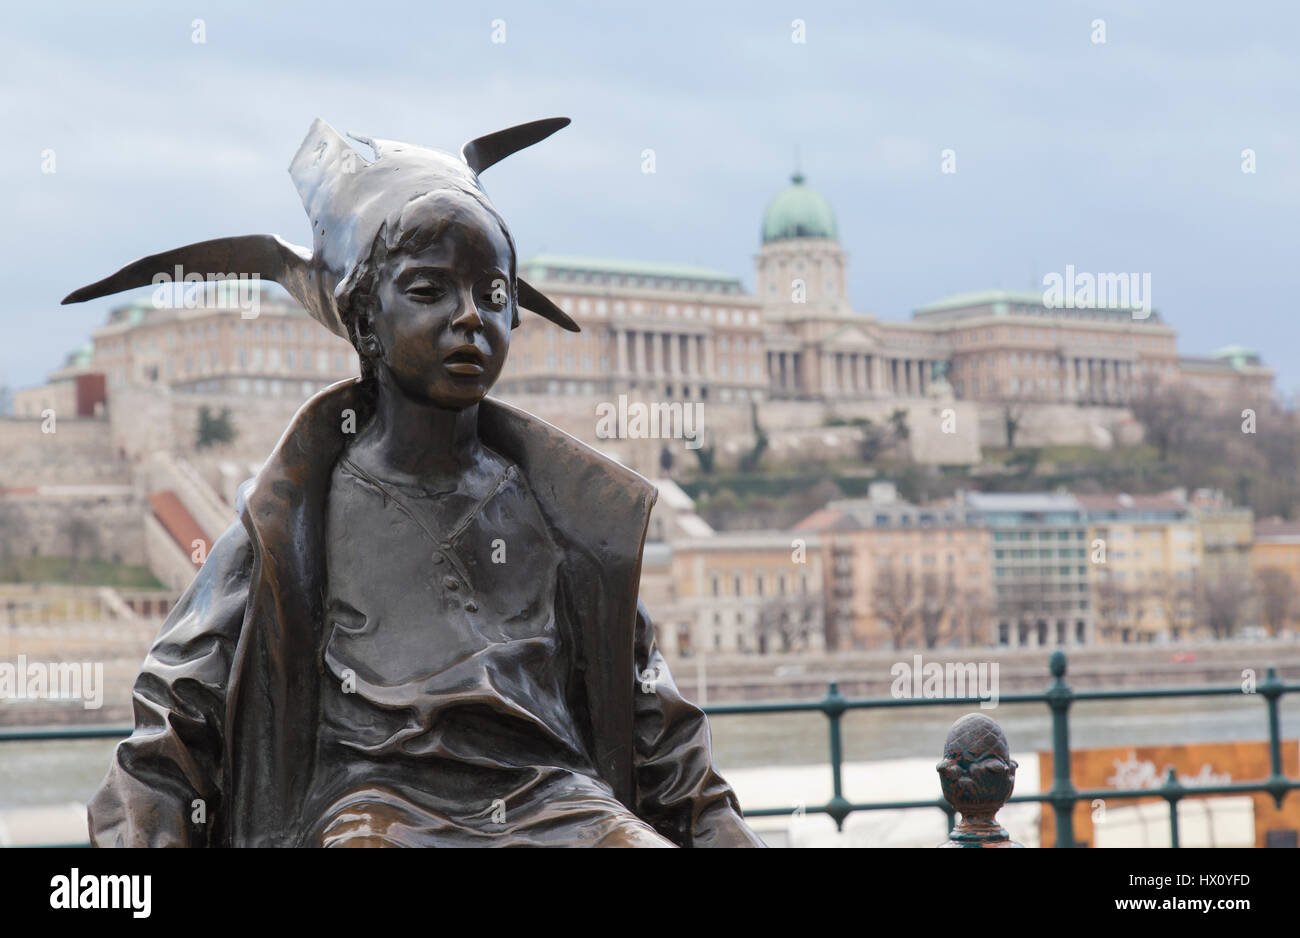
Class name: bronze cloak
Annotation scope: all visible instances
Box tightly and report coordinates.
[87,378,763,847]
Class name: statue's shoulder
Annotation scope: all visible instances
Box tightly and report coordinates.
[478,398,658,569]
[478,397,657,505]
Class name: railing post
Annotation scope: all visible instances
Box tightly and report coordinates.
[1260,667,1289,809]
[942,804,957,834]
[1160,766,1183,848]
[821,681,851,831]
[936,712,1023,847]
[1046,650,1078,848]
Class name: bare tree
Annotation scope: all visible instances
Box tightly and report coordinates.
[1152,572,1199,641]
[0,500,20,575]
[1255,567,1296,638]
[757,594,823,654]
[951,588,993,647]
[917,571,956,649]
[999,399,1025,449]
[871,565,916,648]
[1092,572,1139,642]
[1129,373,1200,462]
[1199,571,1251,640]
[59,514,102,580]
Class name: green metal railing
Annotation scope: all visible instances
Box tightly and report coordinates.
[3,650,1298,847]
[702,650,1300,846]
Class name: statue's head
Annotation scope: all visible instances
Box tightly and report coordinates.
[338,188,517,409]
[62,116,578,412]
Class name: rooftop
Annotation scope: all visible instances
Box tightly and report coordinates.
[521,254,744,291]
[1254,518,1300,540]
[1076,494,1189,524]
[792,507,855,532]
[1076,492,1188,514]
[964,492,1082,514]
[913,288,1164,324]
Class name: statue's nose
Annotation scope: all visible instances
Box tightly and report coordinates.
[450,285,484,332]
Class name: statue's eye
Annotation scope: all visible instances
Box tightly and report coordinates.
[481,277,509,311]
[406,278,447,302]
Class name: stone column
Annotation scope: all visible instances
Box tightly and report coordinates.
[669,332,682,377]
[856,355,868,394]
[616,328,629,377]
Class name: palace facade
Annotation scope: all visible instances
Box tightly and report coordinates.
[17,171,1274,415]
[499,173,1274,407]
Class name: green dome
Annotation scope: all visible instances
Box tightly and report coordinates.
[761,173,838,243]
[1213,345,1260,369]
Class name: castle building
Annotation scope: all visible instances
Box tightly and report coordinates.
[497,173,1273,409]
[86,286,358,400]
[497,256,767,403]
[12,345,105,419]
[16,170,1274,422]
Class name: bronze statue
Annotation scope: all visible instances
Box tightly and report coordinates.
[65,117,764,847]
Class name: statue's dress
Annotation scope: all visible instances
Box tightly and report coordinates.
[301,454,672,846]
[87,385,764,847]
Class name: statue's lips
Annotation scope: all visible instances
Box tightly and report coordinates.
[443,347,487,375]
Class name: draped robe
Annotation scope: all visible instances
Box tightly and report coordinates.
[87,378,763,848]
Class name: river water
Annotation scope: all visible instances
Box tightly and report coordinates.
[3,695,1297,811]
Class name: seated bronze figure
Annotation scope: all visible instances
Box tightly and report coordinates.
[65,117,764,847]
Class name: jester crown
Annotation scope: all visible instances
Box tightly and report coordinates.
[62,117,579,334]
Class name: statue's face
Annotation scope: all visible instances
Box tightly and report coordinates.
[371,191,513,410]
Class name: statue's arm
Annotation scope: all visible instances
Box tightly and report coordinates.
[631,600,766,847]
[88,521,252,847]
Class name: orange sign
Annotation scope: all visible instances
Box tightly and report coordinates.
[1039,740,1300,848]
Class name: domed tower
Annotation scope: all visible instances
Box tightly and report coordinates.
[756,172,849,320]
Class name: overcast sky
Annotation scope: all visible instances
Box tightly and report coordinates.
[4,1,1297,395]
